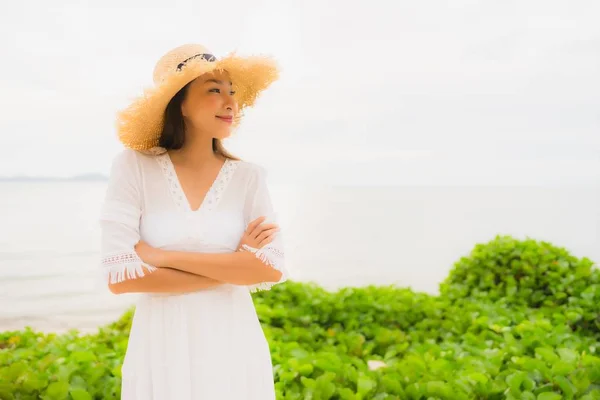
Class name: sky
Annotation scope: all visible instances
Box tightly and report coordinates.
[0,0,599,185]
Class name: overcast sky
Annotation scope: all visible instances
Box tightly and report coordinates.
[0,0,598,185]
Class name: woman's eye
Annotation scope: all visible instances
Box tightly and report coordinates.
[208,88,235,95]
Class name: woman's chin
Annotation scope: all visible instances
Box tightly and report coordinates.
[213,129,233,140]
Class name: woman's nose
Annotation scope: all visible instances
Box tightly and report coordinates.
[224,95,234,110]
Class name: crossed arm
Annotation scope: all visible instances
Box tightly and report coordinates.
[108,266,221,294]
[108,245,282,295]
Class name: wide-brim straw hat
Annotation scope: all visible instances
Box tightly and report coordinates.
[116,43,279,154]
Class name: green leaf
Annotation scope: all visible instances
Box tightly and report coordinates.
[535,348,559,363]
[521,392,536,400]
[551,361,575,376]
[537,393,562,400]
[300,376,316,389]
[45,381,69,400]
[315,373,336,399]
[71,351,97,363]
[506,372,526,394]
[357,374,376,396]
[556,348,579,364]
[578,390,600,400]
[553,376,574,399]
[426,381,452,397]
[70,388,93,400]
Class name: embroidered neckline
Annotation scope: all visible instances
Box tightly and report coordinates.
[156,153,239,213]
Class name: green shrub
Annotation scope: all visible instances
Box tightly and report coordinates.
[440,235,600,335]
[1,236,600,399]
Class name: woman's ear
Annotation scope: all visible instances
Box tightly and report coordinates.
[181,102,188,118]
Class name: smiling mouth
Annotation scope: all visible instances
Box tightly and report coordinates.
[216,116,233,123]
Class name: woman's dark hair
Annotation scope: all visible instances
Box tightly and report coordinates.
[158,81,240,160]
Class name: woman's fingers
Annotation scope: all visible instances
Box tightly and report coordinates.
[258,235,275,247]
[255,227,279,243]
[247,216,273,236]
[250,222,278,239]
[243,217,280,249]
[246,216,266,234]
[258,229,277,247]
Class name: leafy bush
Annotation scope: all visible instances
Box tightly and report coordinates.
[1,236,600,399]
[440,235,600,335]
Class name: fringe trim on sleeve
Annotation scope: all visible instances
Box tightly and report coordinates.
[239,244,287,293]
[101,252,157,284]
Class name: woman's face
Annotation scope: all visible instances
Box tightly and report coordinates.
[181,70,238,139]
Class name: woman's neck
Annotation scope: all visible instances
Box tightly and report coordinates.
[169,138,222,169]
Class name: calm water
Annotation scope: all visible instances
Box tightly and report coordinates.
[0,182,598,333]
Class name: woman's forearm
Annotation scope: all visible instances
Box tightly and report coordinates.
[160,250,282,285]
[108,266,223,295]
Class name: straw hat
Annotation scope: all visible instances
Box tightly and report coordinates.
[116,43,279,154]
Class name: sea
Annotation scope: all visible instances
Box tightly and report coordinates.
[0,181,598,333]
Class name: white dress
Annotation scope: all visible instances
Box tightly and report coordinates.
[98,148,290,400]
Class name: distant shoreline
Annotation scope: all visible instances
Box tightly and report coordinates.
[0,174,108,182]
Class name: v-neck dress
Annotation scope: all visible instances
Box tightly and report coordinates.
[98,148,290,400]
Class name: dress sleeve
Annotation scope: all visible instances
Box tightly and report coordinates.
[99,149,157,285]
[241,165,290,292]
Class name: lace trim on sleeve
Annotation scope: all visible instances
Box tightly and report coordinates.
[239,244,287,293]
[101,251,157,284]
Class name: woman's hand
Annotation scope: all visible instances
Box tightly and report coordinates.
[237,216,279,251]
[135,240,167,268]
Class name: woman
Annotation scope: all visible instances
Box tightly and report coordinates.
[99,43,290,399]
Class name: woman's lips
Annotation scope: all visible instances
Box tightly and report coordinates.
[216,116,233,123]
